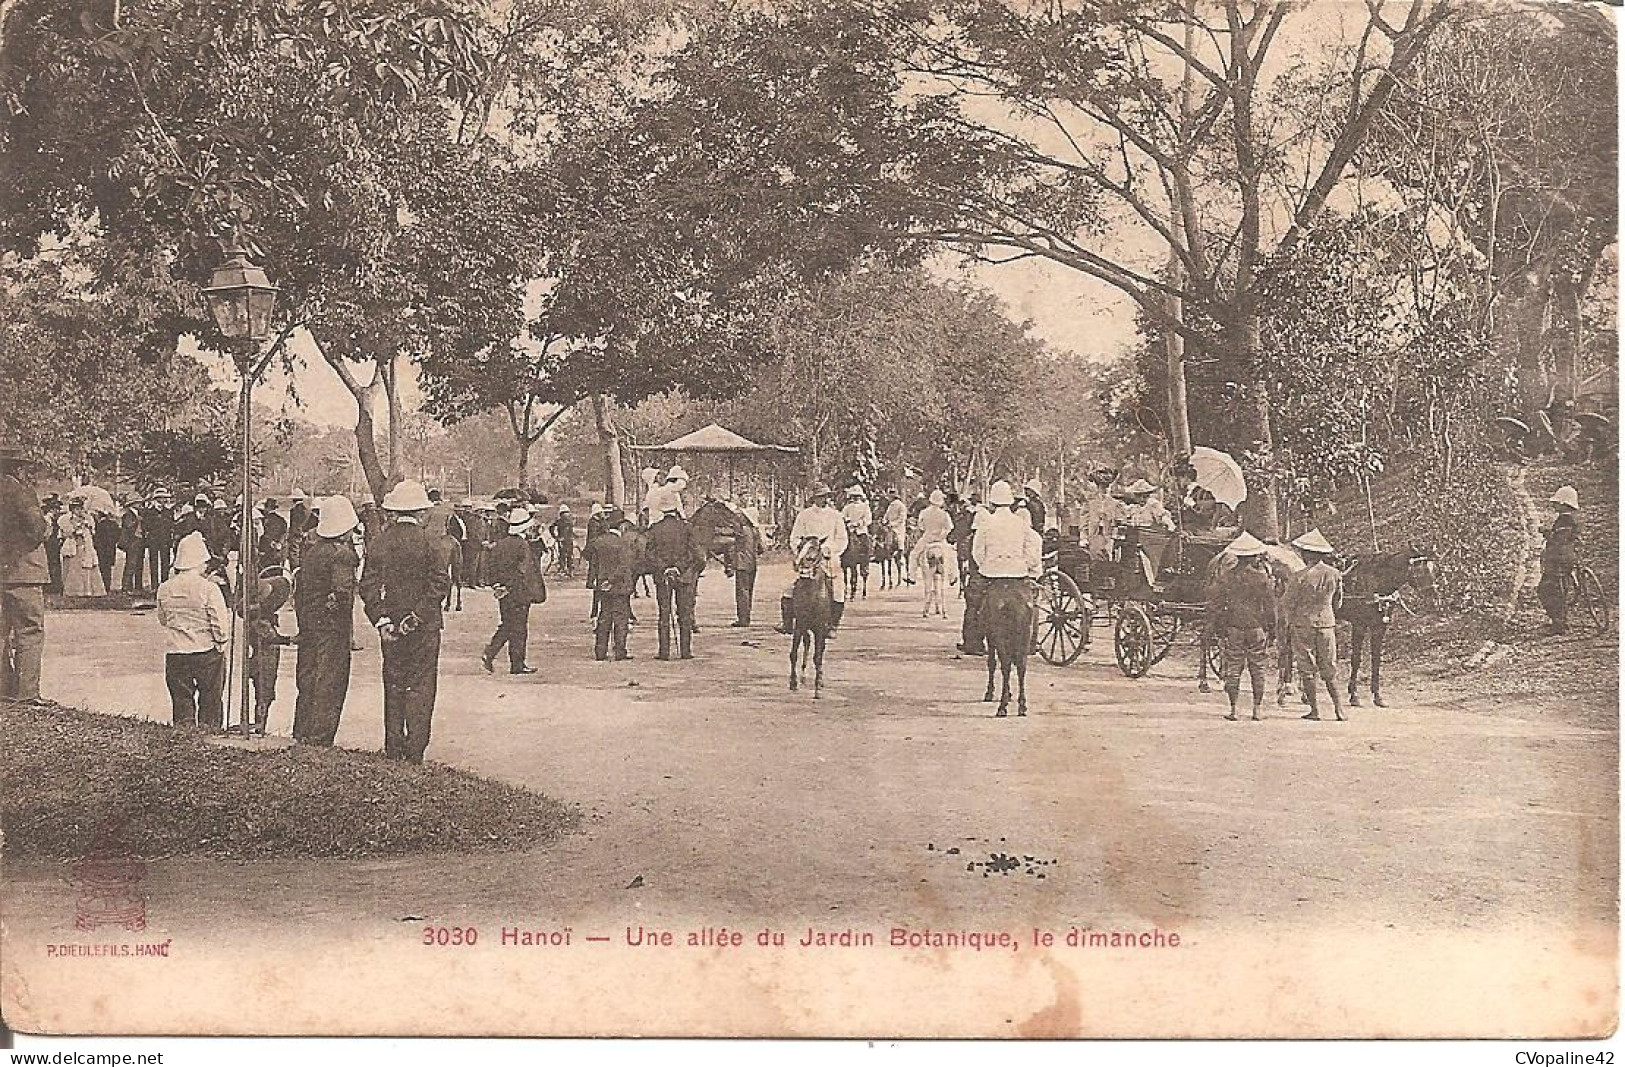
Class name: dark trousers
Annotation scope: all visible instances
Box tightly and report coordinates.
[734,566,756,624]
[1538,567,1569,628]
[121,545,145,591]
[961,576,987,653]
[595,591,632,659]
[96,544,116,592]
[293,628,352,746]
[484,596,532,671]
[146,543,171,588]
[166,649,224,729]
[46,543,62,593]
[2,585,45,700]
[382,627,440,762]
[248,639,281,727]
[656,574,695,658]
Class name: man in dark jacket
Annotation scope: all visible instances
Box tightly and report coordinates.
[1021,478,1047,535]
[118,503,145,592]
[292,497,361,747]
[93,507,120,593]
[1,445,49,701]
[143,491,175,588]
[730,504,765,626]
[42,496,63,593]
[1209,534,1277,721]
[582,504,638,660]
[359,481,453,762]
[258,499,289,569]
[645,489,705,660]
[481,505,544,675]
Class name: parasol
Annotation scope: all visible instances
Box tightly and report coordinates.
[1188,446,1248,510]
[66,485,116,514]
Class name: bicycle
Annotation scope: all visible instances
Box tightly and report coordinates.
[1561,564,1611,636]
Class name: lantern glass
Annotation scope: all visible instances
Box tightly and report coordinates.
[247,286,277,342]
[206,291,251,340]
[204,244,278,343]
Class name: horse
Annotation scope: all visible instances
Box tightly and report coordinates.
[981,578,1034,716]
[920,541,951,617]
[789,536,834,698]
[1337,548,1436,707]
[870,521,902,589]
[841,521,871,600]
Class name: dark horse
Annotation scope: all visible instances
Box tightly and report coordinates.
[1337,548,1436,707]
[871,520,903,589]
[981,578,1034,716]
[789,536,834,698]
[841,521,871,600]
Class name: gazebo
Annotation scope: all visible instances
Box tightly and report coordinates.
[631,422,801,535]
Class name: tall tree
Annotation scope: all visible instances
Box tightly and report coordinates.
[880,0,1460,536]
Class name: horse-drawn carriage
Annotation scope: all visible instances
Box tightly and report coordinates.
[1035,524,1231,679]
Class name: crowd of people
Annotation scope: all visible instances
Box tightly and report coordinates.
[0,440,1594,761]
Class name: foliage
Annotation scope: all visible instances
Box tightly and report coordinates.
[0,240,219,475]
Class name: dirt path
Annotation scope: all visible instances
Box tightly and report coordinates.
[5,565,1616,1035]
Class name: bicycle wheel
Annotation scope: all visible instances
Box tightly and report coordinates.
[1576,566,1611,636]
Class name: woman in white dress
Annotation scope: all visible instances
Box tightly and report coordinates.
[60,501,108,598]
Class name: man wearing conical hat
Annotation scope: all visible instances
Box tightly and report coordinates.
[360,481,454,763]
[293,497,361,747]
[155,532,231,729]
[1209,532,1277,721]
[1537,485,1582,636]
[1282,528,1345,722]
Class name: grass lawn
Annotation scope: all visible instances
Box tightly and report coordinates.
[1,699,580,859]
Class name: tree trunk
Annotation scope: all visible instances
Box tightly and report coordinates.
[383,351,403,487]
[1165,258,1192,457]
[353,381,390,503]
[1235,303,1282,540]
[590,393,626,506]
[517,436,533,490]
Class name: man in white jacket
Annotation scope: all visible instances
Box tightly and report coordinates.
[777,484,848,635]
[972,480,1044,588]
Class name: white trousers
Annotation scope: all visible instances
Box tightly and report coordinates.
[909,539,958,585]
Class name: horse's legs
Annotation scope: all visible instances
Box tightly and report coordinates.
[1197,625,1212,693]
[1347,622,1365,706]
[1015,653,1027,716]
[984,645,997,703]
[997,654,1012,716]
[813,630,825,698]
[1370,624,1387,707]
[790,631,801,690]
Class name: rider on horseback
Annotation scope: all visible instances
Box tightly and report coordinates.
[777,484,848,637]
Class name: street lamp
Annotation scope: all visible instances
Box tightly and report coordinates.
[201,231,279,739]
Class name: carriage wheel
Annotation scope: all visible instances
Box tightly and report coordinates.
[1575,566,1611,636]
[1036,571,1091,667]
[1146,609,1181,667]
[1114,604,1153,679]
[1203,628,1223,676]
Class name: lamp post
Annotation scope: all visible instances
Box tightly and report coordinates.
[201,232,278,738]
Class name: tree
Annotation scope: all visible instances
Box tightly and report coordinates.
[0,0,542,501]
[1364,5,1617,420]
[0,235,220,476]
[877,0,1462,536]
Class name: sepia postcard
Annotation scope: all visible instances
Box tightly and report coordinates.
[0,0,1617,1040]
